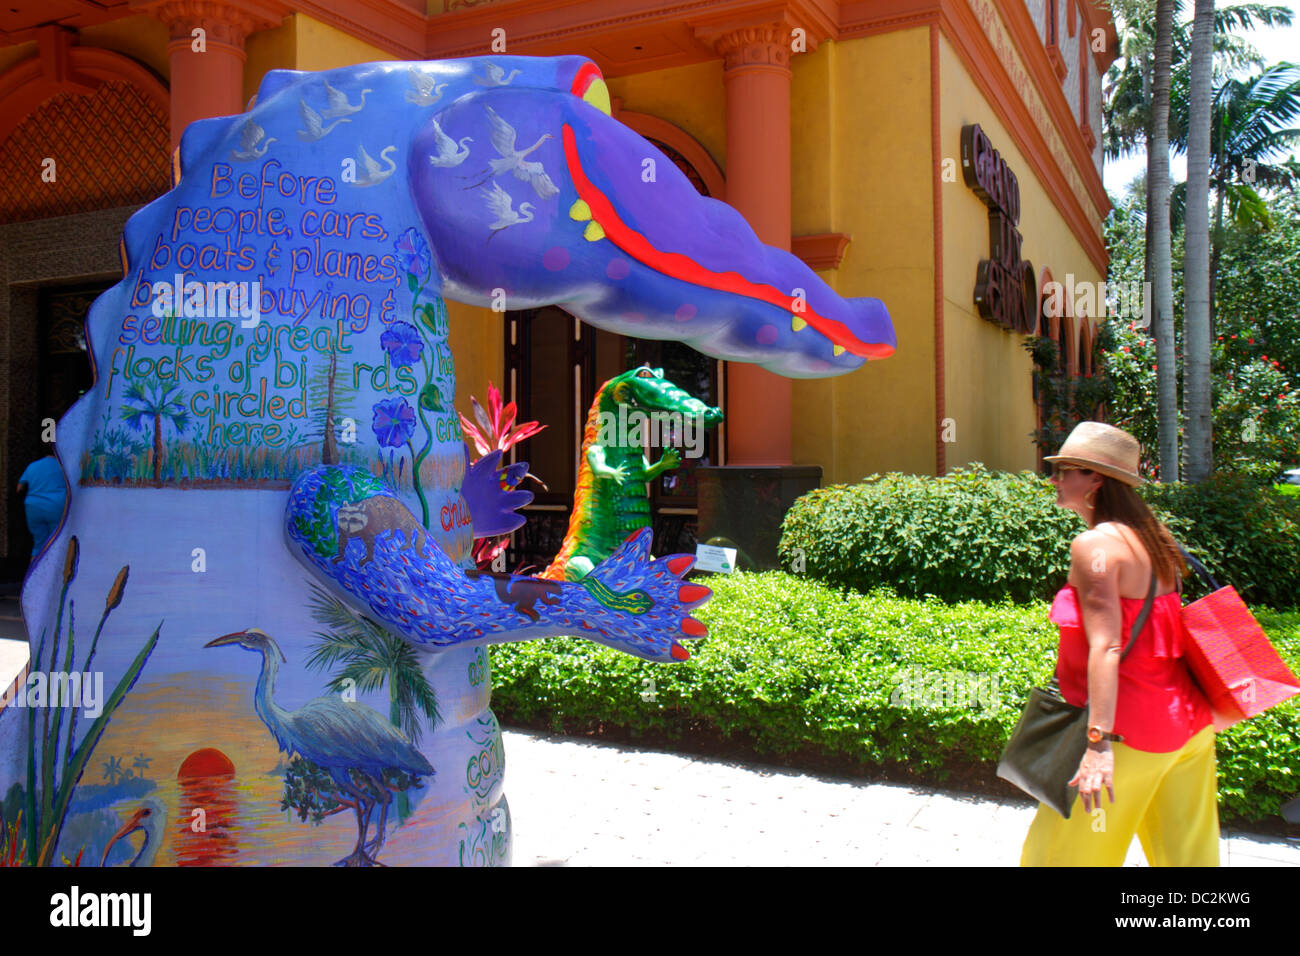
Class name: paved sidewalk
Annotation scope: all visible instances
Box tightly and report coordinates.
[503,728,1300,867]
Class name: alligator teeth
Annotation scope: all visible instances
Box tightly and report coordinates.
[833,345,846,356]
[569,199,592,221]
[791,316,807,332]
[583,221,606,242]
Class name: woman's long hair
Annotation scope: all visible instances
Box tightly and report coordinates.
[1091,474,1187,587]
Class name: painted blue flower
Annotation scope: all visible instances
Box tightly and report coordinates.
[395,227,431,278]
[380,321,425,368]
[372,398,416,448]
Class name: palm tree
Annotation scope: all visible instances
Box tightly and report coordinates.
[1202,64,1300,328]
[1152,0,1180,480]
[304,586,440,746]
[1104,1,1287,307]
[101,756,124,785]
[120,377,190,484]
[1183,0,1217,483]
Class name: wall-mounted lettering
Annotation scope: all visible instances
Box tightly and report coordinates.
[961,124,1037,334]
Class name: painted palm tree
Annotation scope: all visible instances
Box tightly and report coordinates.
[304,586,440,746]
[120,376,190,484]
[101,756,124,785]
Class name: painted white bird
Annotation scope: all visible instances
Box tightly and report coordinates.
[230,120,276,161]
[462,106,558,199]
[428,118,473,168]
[406,68,448,105]
[352,143,398,187]
[483,181,534,242]
[297,98,350,142]
[475,61,522,87]
[322,80,371,118]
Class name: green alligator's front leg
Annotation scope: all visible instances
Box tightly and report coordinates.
[587,444,633,484]
[642,447,680,481]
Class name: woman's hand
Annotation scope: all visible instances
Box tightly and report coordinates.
[1070,743,1115,814]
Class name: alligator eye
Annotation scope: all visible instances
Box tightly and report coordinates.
[636,368,654,378]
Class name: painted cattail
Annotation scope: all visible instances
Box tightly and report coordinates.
[106,566,129,612]
[63,536,80,585]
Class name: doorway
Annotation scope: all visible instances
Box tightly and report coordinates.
[502,307,721,573]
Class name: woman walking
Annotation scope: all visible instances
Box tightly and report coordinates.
[1021,421,1218,866]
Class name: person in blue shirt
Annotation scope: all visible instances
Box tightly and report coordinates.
[17,453,67,556]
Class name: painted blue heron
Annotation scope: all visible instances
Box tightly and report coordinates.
[205,628,434,866]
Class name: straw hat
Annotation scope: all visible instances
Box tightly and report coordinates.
[1043,421,1145,486]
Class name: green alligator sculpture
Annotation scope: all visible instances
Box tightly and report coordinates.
[541,366,722,581]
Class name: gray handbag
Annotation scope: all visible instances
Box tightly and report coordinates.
[996,570,1157,818]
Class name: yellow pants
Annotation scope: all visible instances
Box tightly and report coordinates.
[1020,724,1219,866]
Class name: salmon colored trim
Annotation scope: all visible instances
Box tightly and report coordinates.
[931,23,946,477]
[560,123,893,359]
[840,0,940,37]
[610,106,727,201]
[941,0,1108,274]
[791,233,851,271]
[1078,0,1120,74]
[1046,41,1068,82]
[0,43,169,146]
[997,0,1110,218]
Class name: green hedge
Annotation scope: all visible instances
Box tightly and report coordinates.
[778,463,1300,610]
[490,571,1300,826]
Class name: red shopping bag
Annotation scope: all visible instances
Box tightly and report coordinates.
[1178,547,1300,731]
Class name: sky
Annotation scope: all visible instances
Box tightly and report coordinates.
[1102,3,1300,198]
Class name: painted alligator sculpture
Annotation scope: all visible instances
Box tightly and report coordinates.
[542,366,722,581]
[1,54,894,868]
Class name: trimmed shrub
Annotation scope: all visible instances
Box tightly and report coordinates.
[490,571,1300,825]
[779,463,1300,610]
[778,463,1079,604]
[1141,472,1300,610]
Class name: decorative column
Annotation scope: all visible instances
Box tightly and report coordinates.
[698,22,797,466]
[147,0,270,152]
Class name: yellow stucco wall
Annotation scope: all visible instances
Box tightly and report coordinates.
[291,14,393,72]
[938,32,1102,475]
[245,17,299,106]
[80,15,171,82]
[605,61,727,172]
[792,29,937,484]
[446,303,506,430]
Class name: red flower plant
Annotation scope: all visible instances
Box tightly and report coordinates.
[459,381,548,571]
[459,381,547,456]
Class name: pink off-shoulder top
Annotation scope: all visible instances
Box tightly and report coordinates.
[1049,585,1212,753]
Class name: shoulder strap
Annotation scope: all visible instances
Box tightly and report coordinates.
[1175,540,1221,591]
[1119,570,1158,662]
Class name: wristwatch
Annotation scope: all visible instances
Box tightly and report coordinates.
[1087,725,1123,743]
